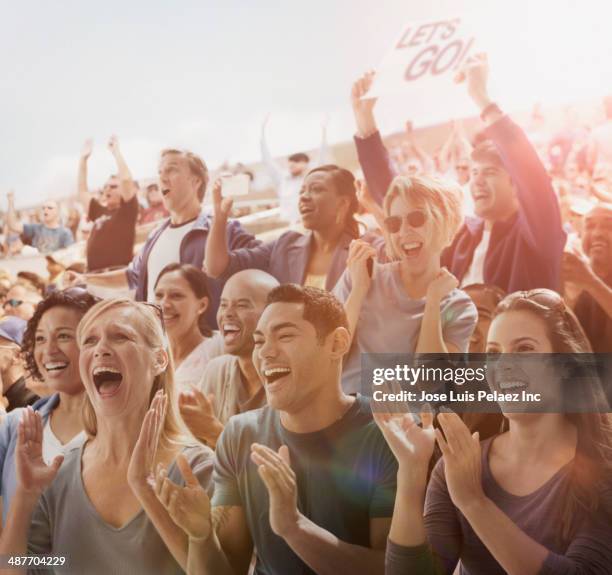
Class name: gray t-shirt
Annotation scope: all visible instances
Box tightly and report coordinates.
[22,224,74,254]
[212,395,397,575]
[334,261,478,394]
[27,443,214,575]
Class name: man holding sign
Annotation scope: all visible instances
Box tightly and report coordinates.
[353,54,565,294]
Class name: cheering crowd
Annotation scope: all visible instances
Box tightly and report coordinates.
[0,53,611,575]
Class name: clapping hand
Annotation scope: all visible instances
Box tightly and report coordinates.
[435,409,485,512]
[128,390,167,493]
[154,454,212,541]
[373,404,435,492]
[178,386,224,447]
[251,444,301,539]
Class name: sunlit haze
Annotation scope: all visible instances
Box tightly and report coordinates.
[2,0,611,207]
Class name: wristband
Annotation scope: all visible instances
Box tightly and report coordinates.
[480,102,502,122]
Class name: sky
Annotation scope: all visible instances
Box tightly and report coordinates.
[1,0,611,207]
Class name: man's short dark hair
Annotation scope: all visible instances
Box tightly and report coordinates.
[288,152,310,163]
[266,284,348,342]
[471,139,504,169]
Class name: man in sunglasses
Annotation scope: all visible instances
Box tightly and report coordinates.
[352,54,565,294]
[77,135,139,272]
[5,193,73,254]
[2,284,42,321]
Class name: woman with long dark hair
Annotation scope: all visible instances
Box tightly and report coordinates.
[204,164,383,291]
[377,289,612,574]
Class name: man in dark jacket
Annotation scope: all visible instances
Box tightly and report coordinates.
[352,55,565,293]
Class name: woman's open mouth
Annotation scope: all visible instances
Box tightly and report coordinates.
[93,366,124,398]
[401,241,423,258]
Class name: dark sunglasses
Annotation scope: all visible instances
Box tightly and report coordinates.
[383,210,426,233]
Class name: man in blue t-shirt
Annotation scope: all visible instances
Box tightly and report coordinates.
[154,285,396,575]
[6,193,73,254]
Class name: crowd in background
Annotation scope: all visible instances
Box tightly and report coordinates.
[0,53,610,575]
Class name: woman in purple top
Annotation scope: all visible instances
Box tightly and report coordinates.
[205,164,384,292]
[376,289,612,575]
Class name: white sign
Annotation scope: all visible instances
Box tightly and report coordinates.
[221,173,250,197]
[369,18,476,99]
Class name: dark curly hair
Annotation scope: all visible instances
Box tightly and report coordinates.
[21,287,99,381]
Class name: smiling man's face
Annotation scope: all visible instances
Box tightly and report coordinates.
[252,302,331,413]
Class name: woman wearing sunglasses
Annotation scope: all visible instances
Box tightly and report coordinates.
[334,175,477,393]
[378,289,612,574]
[0,299,213,574]
[0,288,97,529]
[204,164,384,291]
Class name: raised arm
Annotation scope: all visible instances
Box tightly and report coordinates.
[108,135,136,202]
[438,123,457,174]
[351,72,396,205]
[77,139,93,211]
[203,180,233,278]
[260,115,283,186]
[316,116,331,166]
[461,54,564,256]
[5,191,23,234]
